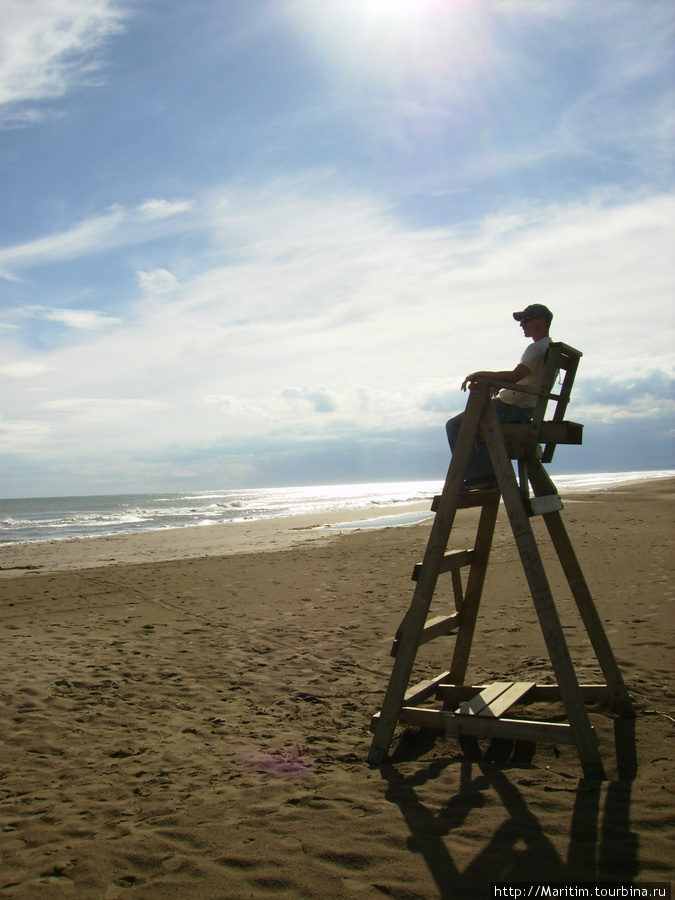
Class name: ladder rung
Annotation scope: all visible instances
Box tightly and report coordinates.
[412,548,474,581]
[431,489,498,512]
[390,613,460,656]
[398,707,579,745]
[370,671,452,732]
[420,613,460,645]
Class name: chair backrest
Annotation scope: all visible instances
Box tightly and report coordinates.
[495,342,583,465]
[538,342,582,463]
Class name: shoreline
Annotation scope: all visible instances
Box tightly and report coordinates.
[2,475,674,577]
[0,500,436,577]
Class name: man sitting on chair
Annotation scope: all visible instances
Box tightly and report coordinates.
[446,303,553,489]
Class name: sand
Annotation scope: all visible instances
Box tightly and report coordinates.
[0,479,673,899]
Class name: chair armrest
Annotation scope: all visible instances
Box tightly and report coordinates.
[474,376,559,399]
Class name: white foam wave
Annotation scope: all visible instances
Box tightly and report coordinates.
[1,472,671,545]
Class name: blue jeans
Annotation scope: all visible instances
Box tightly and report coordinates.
[446,399,533,481]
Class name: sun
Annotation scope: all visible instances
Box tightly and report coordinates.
[288,0,481,93]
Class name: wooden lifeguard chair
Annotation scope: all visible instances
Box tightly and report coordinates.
[368,343,634,779]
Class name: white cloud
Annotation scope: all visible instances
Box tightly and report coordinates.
[0,206,125,275]
[138,269,180,295]
[0,0,125,116]
[0,200,198,278]
[574,370,675,424]
[0,416,51,451]
[0,362,51,378]
[28,306,121,330]
[1,180,673,487]
[137,199,196,220]
[42,398,167,413]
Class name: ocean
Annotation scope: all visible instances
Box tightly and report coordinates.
[1,471,672,546]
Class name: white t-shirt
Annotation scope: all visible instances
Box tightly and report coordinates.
[499,336,551,408]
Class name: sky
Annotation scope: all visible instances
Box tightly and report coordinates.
[1,0,674,498]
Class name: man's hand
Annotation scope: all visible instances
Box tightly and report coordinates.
[461,371,485,391]
[461,363,532,392]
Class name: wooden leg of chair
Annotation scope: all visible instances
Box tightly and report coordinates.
[529,463,635,717]
[448,491,500,687]
[482,404,606,778]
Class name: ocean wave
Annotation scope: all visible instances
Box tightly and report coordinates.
[1,472,671,545]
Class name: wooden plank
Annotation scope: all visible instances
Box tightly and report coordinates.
[459,489,499,508]
[480,681,535,717]
[476,377,560,400]
[431,490,498,512]
[369,671,452,733]
[436,683,612,704]
[451,569,464,612]
[551,341,583,358]
[435,684,488,703]
[420,613,460,644]
[391,614,460,655]
[527,684,611,703]
[399,707,578,745]
[404,670,453,705]
[458,682,513,716]
[500,421,583,446]
[527,495,564,517]
[542,421,583,444]
[412,549,474,582]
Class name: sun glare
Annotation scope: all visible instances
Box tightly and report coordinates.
[290,0,485,92]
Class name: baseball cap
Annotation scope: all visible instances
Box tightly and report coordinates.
[513,303,553,324]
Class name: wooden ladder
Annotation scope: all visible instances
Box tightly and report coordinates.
[368,344,634,779]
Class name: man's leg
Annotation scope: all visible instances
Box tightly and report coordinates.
[446,401,533,485]
[446,410,495,482]
[495,399,534,425]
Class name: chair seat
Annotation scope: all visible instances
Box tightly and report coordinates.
[500,420,583,445]
[500,420,583,461]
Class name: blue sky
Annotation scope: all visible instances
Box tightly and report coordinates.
[1,0,673,498]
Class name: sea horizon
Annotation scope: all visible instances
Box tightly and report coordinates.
[1,469,673,546]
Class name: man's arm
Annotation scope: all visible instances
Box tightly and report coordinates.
[461,363,531,392]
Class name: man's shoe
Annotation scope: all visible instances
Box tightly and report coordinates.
[463,476,498,491]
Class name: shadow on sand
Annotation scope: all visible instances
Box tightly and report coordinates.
[378,718,638,899]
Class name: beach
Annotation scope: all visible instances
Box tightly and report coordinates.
[0,478,673,899]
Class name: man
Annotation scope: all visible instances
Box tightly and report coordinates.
[446,303,553,488]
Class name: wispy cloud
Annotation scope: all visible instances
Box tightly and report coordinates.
[0,206,125,275]
[575,371,675,424]
[286,1,674,194]
[26,306,121,330]
[42,397,168,420]
[137,199,196,220]
[0,362,51,379]
[0,199,197,278]
[0,416,51,452]
[137,269,180,295]
[0,0,125,121]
